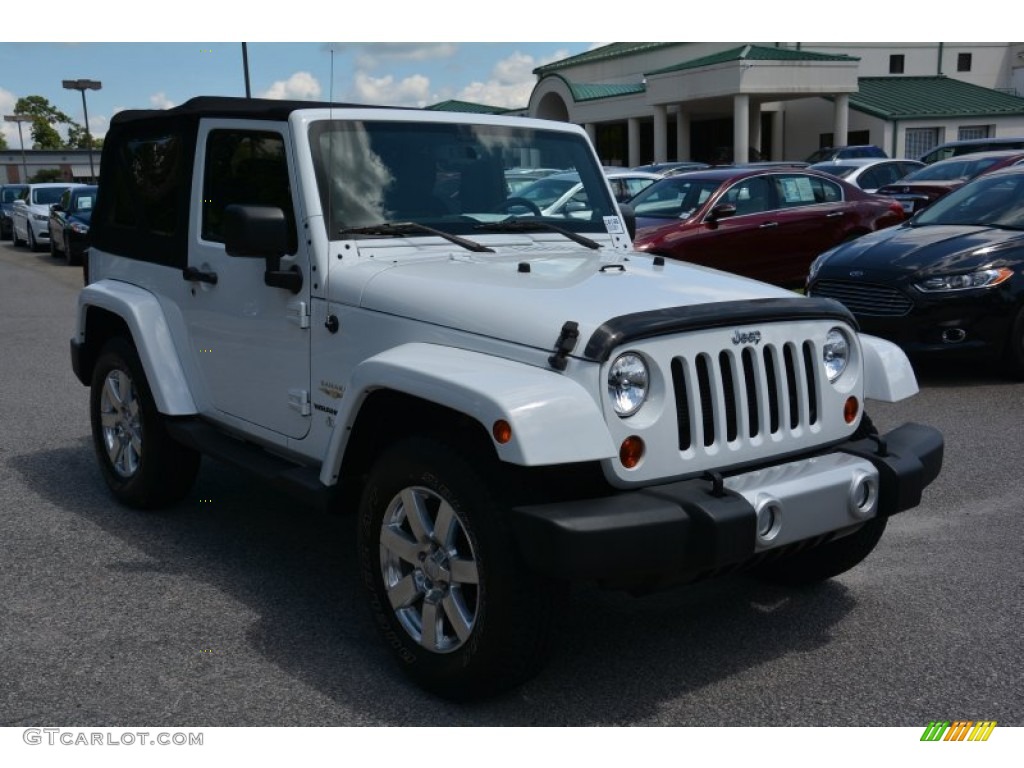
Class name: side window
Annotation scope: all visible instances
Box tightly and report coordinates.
[202,130,296,251]
[59,189,71,210]
[858,167,881,190]
[774,174,842,207]
[723,176,774,215]
[109,133,183,236]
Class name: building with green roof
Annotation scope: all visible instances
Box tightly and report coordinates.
[526,42,1024,165]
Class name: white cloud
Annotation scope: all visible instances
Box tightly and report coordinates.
[260,72,322,101]
[352,72,431,108]
[454,49,570,110]
[89,114,109,139]
[0,87,18,148]
[324,43,458,70]
[149,91,175,110]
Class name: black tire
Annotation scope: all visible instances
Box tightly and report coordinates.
[751,515,888,586]
[65,234,82,266]
[89,337,200,509]
[27,226,38,251]
[357,437,559,700]
[13,223,25,247]
[49,229,58,257]
[1003,307,1024,380]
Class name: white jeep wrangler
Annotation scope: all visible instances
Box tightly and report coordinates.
[71,97,943,700]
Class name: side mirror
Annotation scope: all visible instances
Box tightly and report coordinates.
[13,199,26,207]
[707,203,737,223]
[51,204,64,213]
[618,202,636,239]
[223,204,302,293]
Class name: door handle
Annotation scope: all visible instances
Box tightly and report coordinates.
[759,221,779,229]
[826,211,845,218]
[183,266,218,285]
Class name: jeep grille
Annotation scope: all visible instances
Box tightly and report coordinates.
[670,341,819,452]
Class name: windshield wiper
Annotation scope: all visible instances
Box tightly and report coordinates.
[474,220,601,250]
[340,222,494,253]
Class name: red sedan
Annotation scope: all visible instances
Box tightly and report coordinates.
[875,150,1024,216]
[631,167,905,287]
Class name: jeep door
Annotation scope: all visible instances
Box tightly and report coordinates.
[182,122,311,439]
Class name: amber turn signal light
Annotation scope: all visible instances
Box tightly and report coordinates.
[844,396,859,424]
[492,420,512,444]
[619,436,645,468]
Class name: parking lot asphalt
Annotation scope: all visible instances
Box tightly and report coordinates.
[1,240,1022,726]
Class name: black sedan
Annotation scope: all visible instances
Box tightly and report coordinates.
[48,185,97,266]
[807,166,1024,375]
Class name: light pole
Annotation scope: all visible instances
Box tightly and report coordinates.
[3,114,32,182]
[62,78,102,180]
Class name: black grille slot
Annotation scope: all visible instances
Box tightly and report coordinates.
[802,341,818,425]
[719,351,738,442]
[764,346,780,434]
[696,355,715,447]
[742,347,759,438]
[784,344,799,429]
[812,279,913,316]
[671,358,692,451]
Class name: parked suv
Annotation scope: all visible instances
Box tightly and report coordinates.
[1,183,28,240]
[70,97,943,700]
[804,145,886,163]
[918,136,1024,165]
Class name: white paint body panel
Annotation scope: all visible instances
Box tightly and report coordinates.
[859,333,919,402]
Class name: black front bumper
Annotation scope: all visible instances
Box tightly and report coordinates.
[509,423,943,583]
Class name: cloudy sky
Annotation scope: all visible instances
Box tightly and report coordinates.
[1,3,958,148]
[0,41,598,146]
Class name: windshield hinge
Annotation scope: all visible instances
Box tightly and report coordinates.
[548,321,580,371]
[287,300,310,329]
[288,389,311,416]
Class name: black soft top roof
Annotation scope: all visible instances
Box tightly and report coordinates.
[110,95,407,126]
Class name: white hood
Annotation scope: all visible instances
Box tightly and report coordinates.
[354,245,795,354]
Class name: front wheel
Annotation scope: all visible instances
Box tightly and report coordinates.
[89,337,200,508]
[750,516,888,586]
[357,437,559,700]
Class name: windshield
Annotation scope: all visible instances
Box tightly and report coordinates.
[913,173,1024,229]
[903,156,1004,183]
[2,187,27,203]
[310,120,616,239]
[629,177,721,220]
[31,187,68,206]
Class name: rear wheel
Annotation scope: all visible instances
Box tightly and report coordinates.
[357,437,559,700]
[65,234,81,266]
[49,230,58,257]
[89,337,200,509]
[27,226,37,251]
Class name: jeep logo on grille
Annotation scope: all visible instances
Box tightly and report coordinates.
[732,329,762,345]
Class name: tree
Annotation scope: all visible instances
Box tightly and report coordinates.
[66,124,103,150]
[14,95,79,150]
[30,168,64,183]
[0,132,7,150]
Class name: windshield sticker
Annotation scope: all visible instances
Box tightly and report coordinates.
[779,176,816,203]
[603,216,625,234]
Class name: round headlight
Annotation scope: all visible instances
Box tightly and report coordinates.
[608,352,649,417]
[823,328,850,383]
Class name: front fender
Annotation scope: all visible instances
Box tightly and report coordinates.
[320,343,616,485]
[859,333,919,402]
[75,280,196,414]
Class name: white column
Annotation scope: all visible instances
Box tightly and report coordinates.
[584,123,597,143]
[675,108,691,161]
[733,94,749,163]
[834,93,850,148]
[627,117,641,168]
[652,105,668,163]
